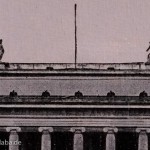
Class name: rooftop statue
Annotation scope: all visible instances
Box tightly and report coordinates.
[42,90,50,97]
[75,91,83,98]
[146,42,150,63]
[9,90,18,97]
[107,91,115,97]
[139,91,148,98]
[0,39,4,61]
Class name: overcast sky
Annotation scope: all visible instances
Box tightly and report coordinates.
[0,0,150,63]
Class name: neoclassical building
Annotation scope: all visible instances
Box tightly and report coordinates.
[0,62,150,150]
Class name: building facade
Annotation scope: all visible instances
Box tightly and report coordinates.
[0,62,150,150]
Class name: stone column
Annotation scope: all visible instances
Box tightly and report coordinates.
[136,128,150,150]
[103,127,118,150]
[6,127,21,150]
[38,127,53,150]
[71,127,85,150]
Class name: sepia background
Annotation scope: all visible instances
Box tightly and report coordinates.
[0,0,150,63]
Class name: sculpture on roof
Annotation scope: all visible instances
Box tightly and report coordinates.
[75,91,83,98]
[42,90,50,97]
[139,91,148,98]
[146,42,150,63]
[9,90,18,97]
[0,39,4,61]
[107,91,115,97]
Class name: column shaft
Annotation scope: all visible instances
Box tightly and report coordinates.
[103,127,118,150]
[41,130,51,150]
[106,131,116,150]
[38,127,53,150]
[73,132,84,150]
[9,130,19,150]
[138,131,148,150]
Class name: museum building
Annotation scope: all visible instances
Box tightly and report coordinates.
[0,62,149,150]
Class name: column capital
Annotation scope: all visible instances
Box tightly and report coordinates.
[38,127,53,133]
[70,127,86,133]
[136,128,150,133]
[103,127,118,133]
[6,127,21,132]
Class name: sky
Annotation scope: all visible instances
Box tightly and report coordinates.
[0,0,150,63]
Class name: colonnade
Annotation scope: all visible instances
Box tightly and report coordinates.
[4,127,150,150]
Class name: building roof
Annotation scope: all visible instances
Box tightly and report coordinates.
[0,62,148,71]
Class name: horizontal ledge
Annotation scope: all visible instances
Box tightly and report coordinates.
[0,115,150,119]
[0,104,149,109]
[0,118,149,127]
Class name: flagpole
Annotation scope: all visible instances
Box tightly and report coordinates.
[74,4,77,69]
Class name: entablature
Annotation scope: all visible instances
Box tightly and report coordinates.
[0,95,149,104]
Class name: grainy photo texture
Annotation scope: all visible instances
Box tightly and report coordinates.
[0,0,150,150]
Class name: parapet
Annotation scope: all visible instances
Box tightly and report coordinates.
[0,62,148,71]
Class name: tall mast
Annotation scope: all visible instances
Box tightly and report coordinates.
[74,4,77,69]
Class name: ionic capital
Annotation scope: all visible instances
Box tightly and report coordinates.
[136,128,150,133]
[38,127,53,133]
[103,127,118,133]
[70,127,85,133]
[6,127,21,132]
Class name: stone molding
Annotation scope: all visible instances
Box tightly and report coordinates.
[6,127,21,132]
[38,127,53,133]
[136,128,150,133]
[2,118,150,127]
[70,127,86,133]
[103,127,118,133]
